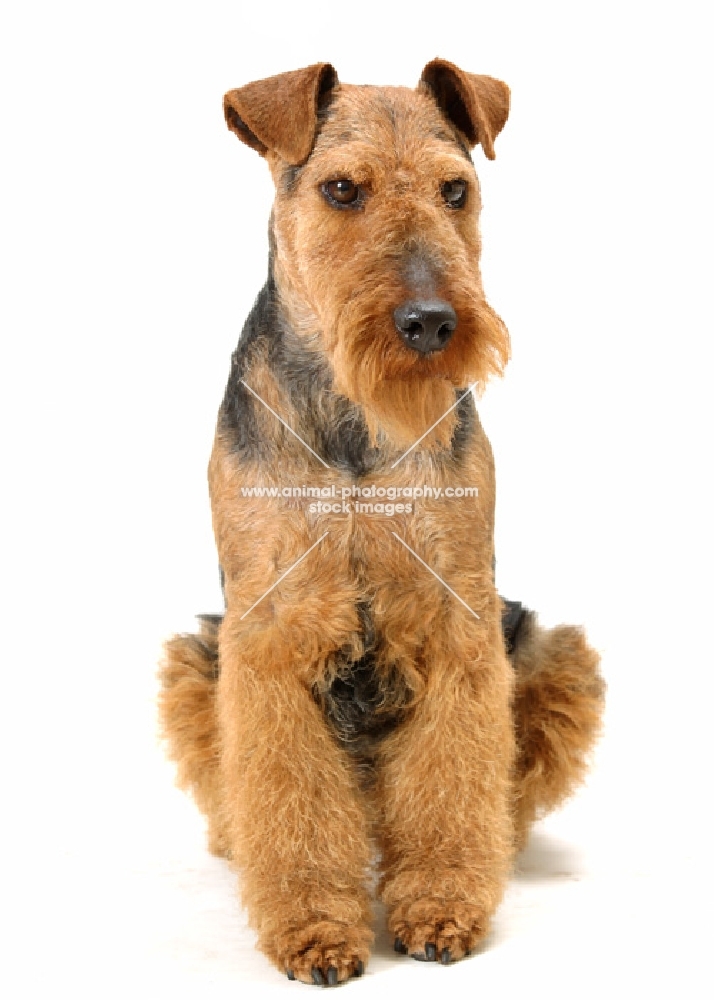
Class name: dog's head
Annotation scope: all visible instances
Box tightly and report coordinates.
[224,60,510,449]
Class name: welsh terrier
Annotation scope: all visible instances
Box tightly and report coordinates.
[159,59,605,986]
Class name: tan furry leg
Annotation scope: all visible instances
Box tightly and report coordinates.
[157,617,230,858]
[511,613,605,850]
[376,631,515,962]
[217,614,373,985]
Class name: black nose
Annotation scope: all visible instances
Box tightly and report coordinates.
[394,299,457,354]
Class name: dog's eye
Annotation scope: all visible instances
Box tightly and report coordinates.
[322,179,360,207]
[441,179,468,209]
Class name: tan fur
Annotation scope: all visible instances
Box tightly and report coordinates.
[269,81,510,449]
[158,61,605,985]
[510,613,605,850]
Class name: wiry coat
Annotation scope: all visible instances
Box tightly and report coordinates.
[159,60,605,987]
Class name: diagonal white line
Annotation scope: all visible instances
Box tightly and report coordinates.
[240,531,330,620]
[391,532,480,619]
[390,383,478,469]
[240,379,330,469]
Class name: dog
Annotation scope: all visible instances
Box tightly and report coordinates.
[159,59,605,986]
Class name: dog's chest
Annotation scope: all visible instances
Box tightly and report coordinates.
[315,602,412,759]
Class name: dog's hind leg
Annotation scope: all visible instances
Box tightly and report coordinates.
[507,606,605,850]
[158,614,230,858]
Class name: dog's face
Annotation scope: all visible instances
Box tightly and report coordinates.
[224,61,511,448]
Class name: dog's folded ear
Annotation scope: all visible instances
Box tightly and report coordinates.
[420,59,509,160]
[224,63,338,165]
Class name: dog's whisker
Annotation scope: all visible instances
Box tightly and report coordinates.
[390,382,478,469]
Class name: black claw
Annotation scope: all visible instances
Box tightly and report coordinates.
[425,942,437,962]
[440,949,451,965]
[311,968,326,986]
[327,967,338,987]
[394,937,408,955]
[354,960,364,977]
[287,969,295,980]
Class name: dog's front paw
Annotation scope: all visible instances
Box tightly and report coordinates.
[277,919,373,986]
[389,898,490,964]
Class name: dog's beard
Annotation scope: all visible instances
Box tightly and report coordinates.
[354,374,458,450]
[330,296,510,451]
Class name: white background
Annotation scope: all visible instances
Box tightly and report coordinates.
[2,2,712,997]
